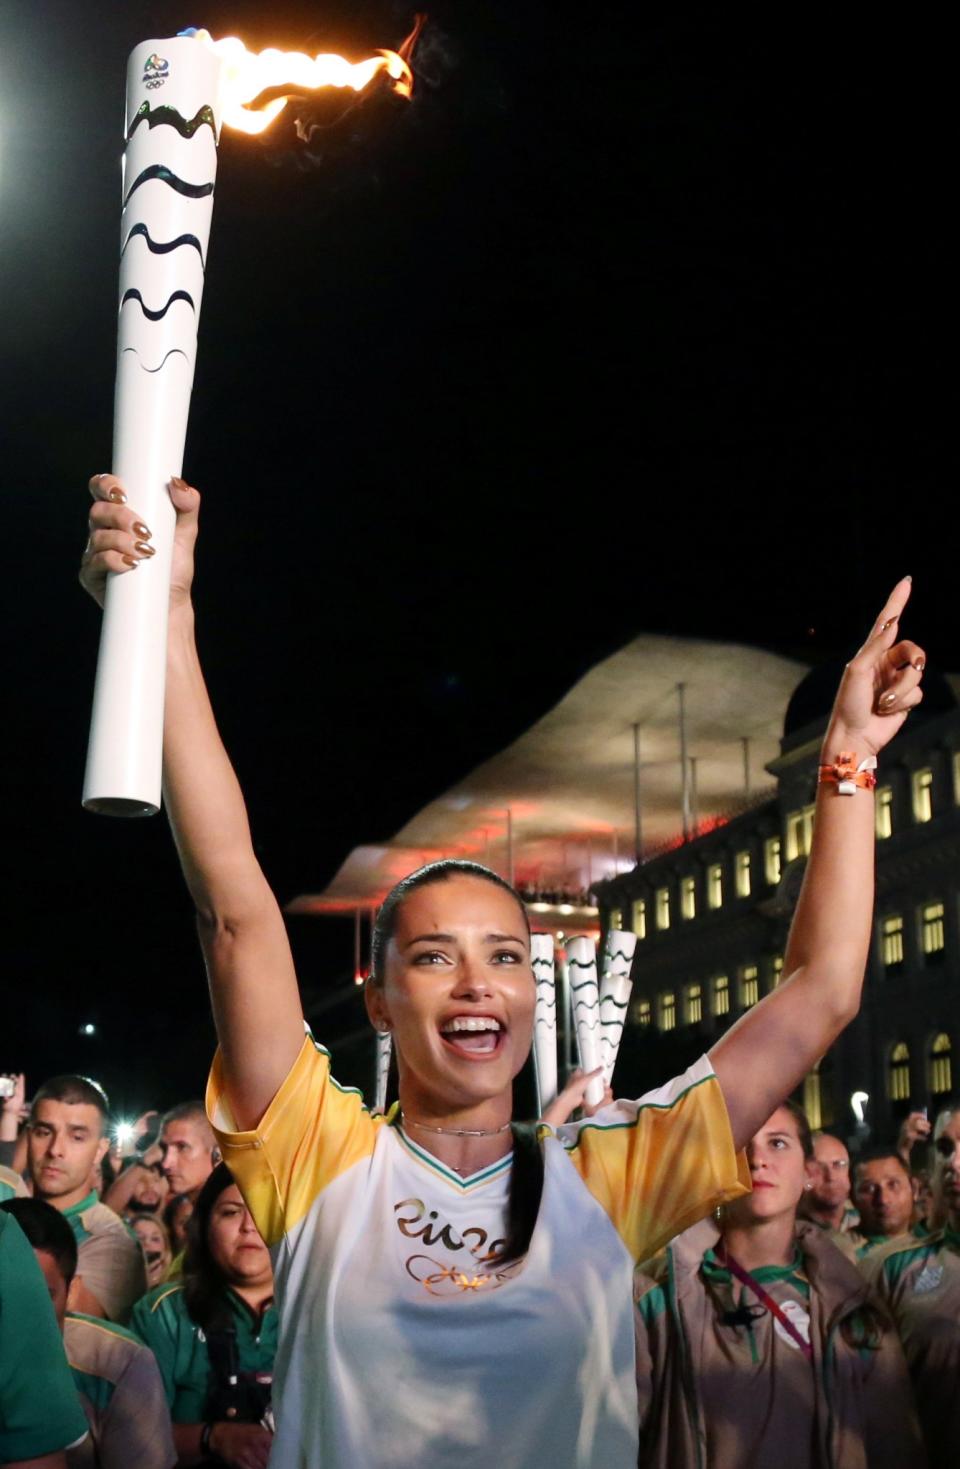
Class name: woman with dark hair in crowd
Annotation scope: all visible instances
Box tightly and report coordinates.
[81,473,924,1469]
[634,1101,924,1467]
[163,1193,194,1256]
[131,1164,277,1469]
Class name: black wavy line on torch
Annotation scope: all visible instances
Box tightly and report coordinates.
[599,999,629,1014]
[121,223,206,268]
[122,165,215,208]
[120,289,196,321]
[127,102,217,140]
[604,945,636,964]
[121,347,189,374]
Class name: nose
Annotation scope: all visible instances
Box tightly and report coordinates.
[451,955,494,1001]
[48,1132,66,1159]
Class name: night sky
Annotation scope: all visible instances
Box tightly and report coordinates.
[1,2,953,1116]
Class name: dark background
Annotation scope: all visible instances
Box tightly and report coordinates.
[0,2,953,1117]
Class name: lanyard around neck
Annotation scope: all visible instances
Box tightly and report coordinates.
[718,1247,814,1362]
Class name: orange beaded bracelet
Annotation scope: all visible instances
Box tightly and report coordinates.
[817,751,877,795]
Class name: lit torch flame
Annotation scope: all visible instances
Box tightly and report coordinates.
[193,22,421,135]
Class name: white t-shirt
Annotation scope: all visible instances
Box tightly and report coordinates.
[208,1037,747,1469]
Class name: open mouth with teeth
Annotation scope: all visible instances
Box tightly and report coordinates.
[439,1015,505,1058]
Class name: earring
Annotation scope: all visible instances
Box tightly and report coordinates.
[804,1182,812,1190]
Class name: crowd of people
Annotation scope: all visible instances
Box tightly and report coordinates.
[1,1066,958,1466]
[0,476,954,1466]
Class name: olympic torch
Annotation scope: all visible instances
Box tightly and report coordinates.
[83,29,417,815]
[567,936,604,1107]
[531,933,557,1116]
[599,929,637,1088]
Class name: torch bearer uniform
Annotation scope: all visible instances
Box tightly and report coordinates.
[207,1034,748,1469]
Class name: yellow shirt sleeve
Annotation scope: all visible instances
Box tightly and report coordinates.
[552,1055,750,1262]
[206,1034,383,1247]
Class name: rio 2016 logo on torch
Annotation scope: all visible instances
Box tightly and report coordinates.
[142,54,170,89]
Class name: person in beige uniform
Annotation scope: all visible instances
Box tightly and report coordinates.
[634,1102,924,1469]
[865,1104,960,1461]
[27,1075,145,1322]
[1,1197,174,1469]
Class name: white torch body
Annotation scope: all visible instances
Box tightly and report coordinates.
[530,933,557,1116]
[83,38,224,814]
[567,936,604,1107]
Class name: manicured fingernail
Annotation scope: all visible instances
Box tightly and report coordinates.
[108,489,127,504]
[880,690,897,708]
[135,541,155,557]
[170,476,186,489]
[122,555,139,568]
[133,521,151,539]
[914,657,925,672]
[881,618,897,631]
[904,573,912,581]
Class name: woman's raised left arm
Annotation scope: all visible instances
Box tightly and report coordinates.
[710,577,924,1151]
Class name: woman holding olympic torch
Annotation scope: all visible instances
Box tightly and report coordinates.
[81,472,924,1469]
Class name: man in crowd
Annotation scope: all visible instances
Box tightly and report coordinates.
[158,1101,219,1203]
[103,1158,169,1221]
[1,1197,175,1469]
[799,1129,860,1234]
[851,1147,920,1262]
[27,1075,145,1322]
[864,1102,960,1462]
[0,1202,89,1467]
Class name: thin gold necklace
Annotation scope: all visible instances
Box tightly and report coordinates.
[400,1112,512,1138]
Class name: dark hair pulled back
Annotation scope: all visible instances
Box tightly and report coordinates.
[371,860,541,1265]
[181,1162,243,1333]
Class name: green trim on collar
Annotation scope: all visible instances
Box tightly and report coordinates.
[394,1128,513,1192]
[62,1189,99,1218]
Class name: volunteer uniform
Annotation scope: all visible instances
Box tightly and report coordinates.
[63,1188,146,1323]
[0,1210,89,1462]
[634,1217,924,1469]
[0,1163,26,1202]
[65,1310,176,1469]
[866,1226,960,1462]
[207,1037,748,1469]
[130,1281,277,1423]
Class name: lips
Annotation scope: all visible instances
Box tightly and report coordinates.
[439,1014,505,1059]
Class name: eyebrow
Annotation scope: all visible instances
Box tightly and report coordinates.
[403,931,526,949]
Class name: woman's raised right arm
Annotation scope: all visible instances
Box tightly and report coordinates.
[81,474,304,1129]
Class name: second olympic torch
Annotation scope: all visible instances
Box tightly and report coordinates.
[83,37,225,815]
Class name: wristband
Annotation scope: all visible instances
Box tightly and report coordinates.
[818,751,877,795]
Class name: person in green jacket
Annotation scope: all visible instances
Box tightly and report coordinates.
[131,1164,277,1469]
[634,1101,925,1469]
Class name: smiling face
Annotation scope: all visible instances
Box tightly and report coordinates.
[28,1100,109,1211]
[207,1184,273,1288]
[365,874,534,1118]
[725,1106,811,1227]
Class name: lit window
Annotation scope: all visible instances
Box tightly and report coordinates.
[656,887,671,931]
[803,1065,823,1130]
[740,965,759,1008]
[764,836,782,886]
[881,915,904,968]
[635,998,652,1028]
[632,899,647,940]
[771,955,784,988]
[912,768,934,824]
[680,876,696,921]
[930,1033,953,1096]
[735,851,751,898]
[609,908,623,931]
[685,984,702,1024]
[660,992,676,1031]
[921,902,945,957]
[785,804,816,861]
[707,863,723,910]
[713,974,730,1017]
[875,786,893,840]
[889,1042,911,1102]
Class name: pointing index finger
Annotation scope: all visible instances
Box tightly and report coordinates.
[871,576,913,641]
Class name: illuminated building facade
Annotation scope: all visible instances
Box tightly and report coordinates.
[595,670,960,1146]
